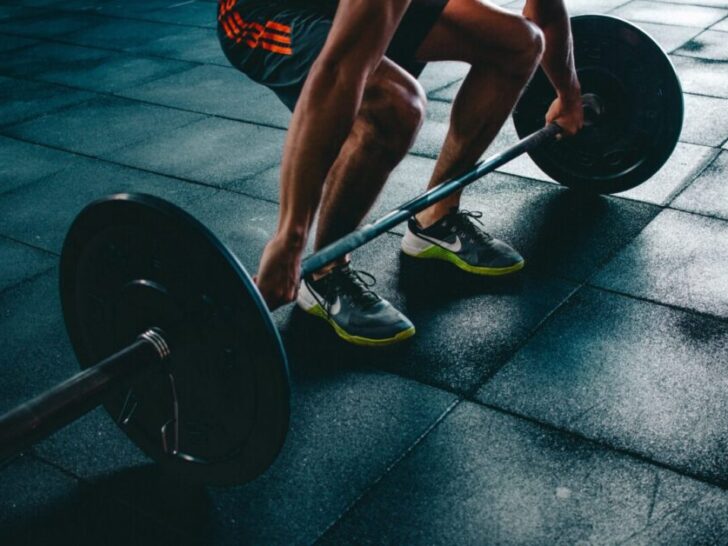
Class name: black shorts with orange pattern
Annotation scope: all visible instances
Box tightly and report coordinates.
[217,0,449,111]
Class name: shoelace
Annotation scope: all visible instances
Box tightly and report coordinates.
[450,210,493,244]
[319,267,380,309]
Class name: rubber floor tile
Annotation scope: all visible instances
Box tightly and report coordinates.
[111,117,285,187]
[0,455,188,546]
[610,1,727,28]
[479,286,728,484]
[679,93,728,147]
[0,236,54,292]
[120,64,291,128]
[0,75,94,126]
[4,95,204,156]
[672,150,728,220]
[321,402,728,545]
[0,135,78,193]
[38,52,193,93]
[677,29,728,60]
[671,55,728,98]
[0,156,215,253]
[591,209,728,318]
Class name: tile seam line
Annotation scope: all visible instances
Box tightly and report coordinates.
[615,498,703,546]
[585,282,728,324]
[408,149,724,212]
[0,131,284,207]
[671,89,728,101]
[0,28,232,69]
[662,147,722,206]
[668,202,728,223]
[0,265,56,298]
[0,63,198,130]
[636,1,728,9]
[430,89,728,104]
[51,6,219,32]
[665,148,723,206]
[671,52,728,63]
[24,451,201,543]
[4,5,217,33]
[0,70,289,132]
[0,232,58,257]
[467,399,728,492]
[313,397,462,545]
[605,17,728,31]
[721,136,728,148]
[467,280,587,396]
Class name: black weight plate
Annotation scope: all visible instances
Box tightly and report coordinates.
[513,15,683,194]
[60,194,290,485]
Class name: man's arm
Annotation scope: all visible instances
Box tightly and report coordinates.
[523,0,583,135]
[257,0,411,308]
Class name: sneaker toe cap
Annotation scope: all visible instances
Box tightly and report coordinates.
[479,239,523,267]
[349,301,414,338]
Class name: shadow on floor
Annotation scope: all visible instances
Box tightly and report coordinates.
[1,465,212,546]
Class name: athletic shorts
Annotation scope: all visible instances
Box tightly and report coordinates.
[217,0,449,111]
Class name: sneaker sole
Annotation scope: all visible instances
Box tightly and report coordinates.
[304,304,416,347]
[402,243,525,276]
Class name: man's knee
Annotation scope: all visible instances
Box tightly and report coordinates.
[488,18,544,79]
[467,15,544,78]
[361,76,426,160]
[514,19,545,76]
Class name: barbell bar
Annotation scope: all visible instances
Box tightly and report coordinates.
[0,15,683,486]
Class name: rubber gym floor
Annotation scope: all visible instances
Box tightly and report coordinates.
[1,1,728,544]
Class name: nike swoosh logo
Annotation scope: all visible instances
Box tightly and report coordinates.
[328,296,342,316]
[421,234,462,253]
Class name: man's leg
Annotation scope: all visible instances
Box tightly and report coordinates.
[415,0,545,226]
[311,58,426,277]
[295,58,425,346]
[397,0,542,276]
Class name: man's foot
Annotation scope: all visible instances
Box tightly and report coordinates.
[297,265,415,346]
[401,209,525,275]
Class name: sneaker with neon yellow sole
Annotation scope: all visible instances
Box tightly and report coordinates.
[401,209,524,275]
[297,265,415,346]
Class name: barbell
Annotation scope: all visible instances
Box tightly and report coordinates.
[0,15,683,486]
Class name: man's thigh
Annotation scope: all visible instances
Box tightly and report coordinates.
[415,0,532,64]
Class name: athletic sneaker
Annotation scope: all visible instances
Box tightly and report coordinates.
[297,265,415,346]
[401,209,525,275]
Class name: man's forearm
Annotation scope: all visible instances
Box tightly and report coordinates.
[525,1,580,101]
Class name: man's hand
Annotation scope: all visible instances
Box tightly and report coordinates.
[255,236,302,310]
[524,0,582,137]
[545,94,583,137]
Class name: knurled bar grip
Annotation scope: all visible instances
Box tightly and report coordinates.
[0,329,170,461]
[301,123,562,277]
